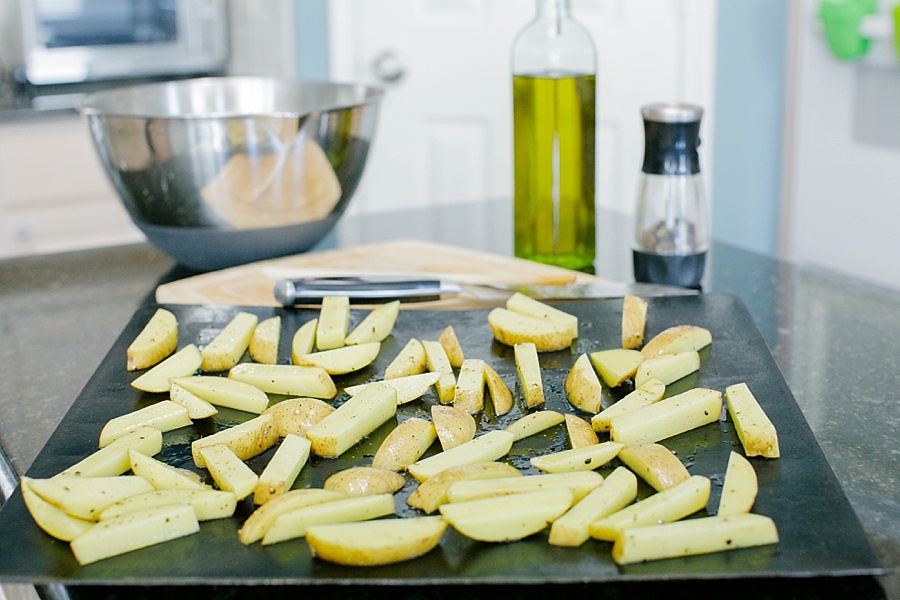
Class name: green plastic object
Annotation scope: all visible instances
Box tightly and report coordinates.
[895,3,900,62]
[819,0,877,60]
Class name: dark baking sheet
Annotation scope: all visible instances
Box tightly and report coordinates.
[0,294,883,586]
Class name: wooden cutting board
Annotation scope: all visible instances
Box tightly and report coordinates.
[155,239,610,310]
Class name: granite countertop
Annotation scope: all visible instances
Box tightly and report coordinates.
[0,201,897,599]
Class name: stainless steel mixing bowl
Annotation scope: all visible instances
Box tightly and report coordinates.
[79,77,383,271]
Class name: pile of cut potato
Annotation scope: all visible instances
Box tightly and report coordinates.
[20,293,781,569]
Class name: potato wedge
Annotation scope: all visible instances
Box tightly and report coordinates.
[170,375,269,414]
[262,493,395,545]
[610,387,722,447]
[621,295,648,349]
[432,404,477,451]
[304,383,397,457]
[724,382,780,458]
[70,504,199,566]
[371,417,437,471]
[169,382,218,419]
[565,414,599,448]
[431,325,463,369]
[453,358,485,414]
[440,487,574,542]
[384,337,427,379]
[612,513,779,565]
[28,475,154,521]
[344,300,400,345]
[717,451,759,515]
[530,441,624,474]
[589,475,711,541]
[98,400,191,447]
[131,344,202,393]
[128,449,208,491]
[295,342,381,375]
[617,443,691,491]
[190,412,278,468]
[407,430,515,482]
[406,462,522,514]
[345,372,440,405]
[565,353,603,413]
[291,318,318,364]
[590,378,666,433]
[249,315,281,364]
[548,466,638,547]
[323,466,406,497]
[20,477,94,542]
[201,311,258,372]
[483,363,514,416]
[127,307,178,371]
[316,295,350,350]
[198,444,259,501]
[445,470,604,504]
[633,350,700,387]
[641,324,712,359]
[488,307,574,352]
[504,410,565,441]
[58,426,163,478]
[228,363,336,399]
[506,292,578,339]
[306,516,447,566]
[514,342,544,408]
[253,434,311,505]
[422,339,456,404]
[239,489,346,545]
[264,397,335,437]
[589,348,644,388]
[97,488,236,522]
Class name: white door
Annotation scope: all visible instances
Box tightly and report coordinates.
[328,0,717,219]
[783,0,900,291]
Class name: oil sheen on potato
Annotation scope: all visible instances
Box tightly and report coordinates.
[513,72,596,272]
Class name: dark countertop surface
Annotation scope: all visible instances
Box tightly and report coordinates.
[0,201,897,599]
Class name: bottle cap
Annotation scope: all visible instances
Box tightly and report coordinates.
[640,103,703,176]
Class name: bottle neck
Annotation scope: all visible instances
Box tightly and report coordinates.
[535,0,571,20]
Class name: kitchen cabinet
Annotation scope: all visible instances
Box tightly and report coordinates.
[0,115,143,258]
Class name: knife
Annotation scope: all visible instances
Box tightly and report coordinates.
[273,276,696,306]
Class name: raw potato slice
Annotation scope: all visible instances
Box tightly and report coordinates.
[228,363,337,399]
[127,307,178,371]
[453,358,485,414]
[264,397,335,437]
[610,387,722,447]
[304,383,397,457]
[171,375,269,414]
[506,292,579,339]
[128,449,209,491]
[633,351,700,387]
[199,444,259,501]
[483,363,514,416]
[487,307,574,352]
[98,400,191,447]
[316,295,350,350]
[372,417,437,471]
[591,378,666,433]
[724,382,780,458]
[406,462,522,514]
[504,410,565,441]
[407,430,515,482]
[249,315,281,364]
[58,426,163,478]
[253,434,312,505]
[621,295,648,349]
[291,319,318,364]
[641,324,712,359]
[530,441,624,474]
[589,475,711,541]
[438,325,466,367]
[618,443,691,491]
[384,338,427,379]
[323,466,406,497]
[612,513,779,565]
[446,471,604,504]
[70,504,199,566]
[97,489,237,522]
[262,493,395,545]
[345,300,400,345]
[565,414,599,448]
[306,516,448,566]
[514,342,544,408]
[548,467,638,547]
[440,487,574,542]
[190,412,278,468]
[422,340,456,404]
[28,475,154,521]
[565,353,603,413]
[295,342,381,375]
[201,311,259,372]
[169,382,218,419]
[432,404,477,450]
[131,344,202,393]
[717,451,759,515]
[20,477,94,542]
[589,348,644,388]
[345,372,440,405]
[239,489,346,545]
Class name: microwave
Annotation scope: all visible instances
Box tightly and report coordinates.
[18,0,229,86]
